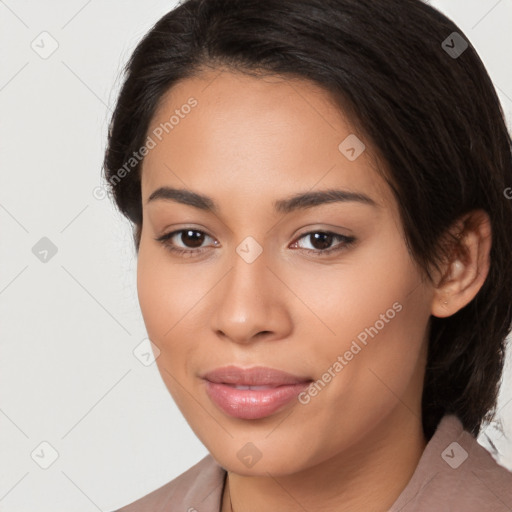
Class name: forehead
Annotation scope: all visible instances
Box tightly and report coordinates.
[141,69,394,212]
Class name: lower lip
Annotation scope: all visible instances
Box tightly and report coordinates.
[204,381,310,419]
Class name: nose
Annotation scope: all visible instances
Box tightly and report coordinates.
[211,246,293,345]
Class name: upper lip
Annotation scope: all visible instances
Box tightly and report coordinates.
[202,365,312,386]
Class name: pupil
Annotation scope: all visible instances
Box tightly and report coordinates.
[311,233,332,250]
[183,230,204,248]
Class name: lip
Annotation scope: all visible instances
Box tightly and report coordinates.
[202,366,312,419]
[202,365,311,386]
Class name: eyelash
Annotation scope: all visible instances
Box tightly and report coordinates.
[154,228,356,258]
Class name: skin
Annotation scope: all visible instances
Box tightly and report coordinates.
[136,69,491,511]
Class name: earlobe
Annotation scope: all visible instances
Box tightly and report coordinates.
[431,210,492,318]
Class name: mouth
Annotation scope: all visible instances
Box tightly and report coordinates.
[222,384,283,390]
[201,365,313,419]
[201,365,312,386]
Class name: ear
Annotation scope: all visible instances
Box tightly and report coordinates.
[431,209,492,318]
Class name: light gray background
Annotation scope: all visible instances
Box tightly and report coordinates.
[1,1,511,510]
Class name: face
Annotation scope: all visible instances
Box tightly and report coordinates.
[137,69,434,476]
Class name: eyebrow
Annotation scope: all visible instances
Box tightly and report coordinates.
[147,186,379,213]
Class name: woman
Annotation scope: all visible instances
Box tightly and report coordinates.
[104,0,512,510]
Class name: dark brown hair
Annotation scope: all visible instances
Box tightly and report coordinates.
[103,0,512,440]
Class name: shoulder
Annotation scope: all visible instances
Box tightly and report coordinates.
[113,454,226,512]
[390,414,512,512]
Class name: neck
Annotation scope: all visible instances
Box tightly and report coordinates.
[222,408,427,512]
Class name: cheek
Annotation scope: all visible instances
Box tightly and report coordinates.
[136,240,199,339]
[136,248,168,340]
[305,250,430,411]
[290,237,425,345]
[136,243,198,409]
[136,241,190,367]
[294,228,432,395]
[136,239,216,376]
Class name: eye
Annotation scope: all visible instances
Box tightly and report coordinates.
[155,228,218,257]
[155,228,356,258]
[290,231,356,256]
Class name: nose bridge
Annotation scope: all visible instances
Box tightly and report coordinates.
[212,239,291,344]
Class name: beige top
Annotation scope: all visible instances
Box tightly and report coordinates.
[114,414,512,511]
